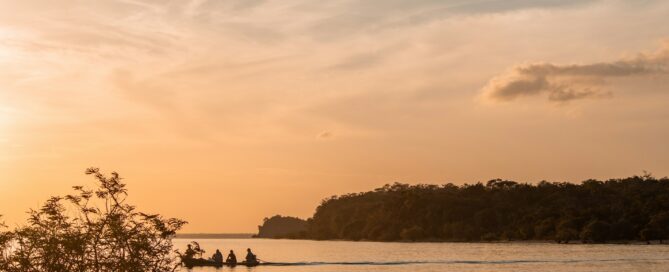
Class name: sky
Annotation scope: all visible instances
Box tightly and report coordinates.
[1,0,669,233]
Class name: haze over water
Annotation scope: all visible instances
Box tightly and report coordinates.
[175,239,669,272]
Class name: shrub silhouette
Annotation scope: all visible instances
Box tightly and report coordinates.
[0,168,187,272]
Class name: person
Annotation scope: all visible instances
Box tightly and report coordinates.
[245,248,257,263]
[213,249,223,264]
[184,244,196,260]
[226,250,237,264]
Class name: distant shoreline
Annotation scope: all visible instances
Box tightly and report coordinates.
[176,235,669,245]
[175,233,255,239]
[256,237,669,245]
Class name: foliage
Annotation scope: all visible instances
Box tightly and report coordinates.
[555,218,580,243]
[305,175,669,243]
[400,226,425,241]
[178,241,206,259]
[580,220,611,243]
[255,215,308,239]
[0,168,187,272]
[0,216,13,271]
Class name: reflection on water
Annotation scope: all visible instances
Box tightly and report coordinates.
[175,239,669,272]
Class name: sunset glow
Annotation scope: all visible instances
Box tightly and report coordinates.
[1,0,669,233]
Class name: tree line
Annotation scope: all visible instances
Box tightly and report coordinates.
[268,174,669,243]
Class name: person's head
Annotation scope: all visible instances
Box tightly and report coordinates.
[247,248,251,252]
[187,245,192,249]
[230,250,234,253]
[216,249,220,253]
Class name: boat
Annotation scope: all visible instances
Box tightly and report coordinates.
[182,258,262,268]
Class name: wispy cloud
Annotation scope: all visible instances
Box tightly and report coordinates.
[317,131,333,139]
[482,43,669,102]
[302,0,594,41]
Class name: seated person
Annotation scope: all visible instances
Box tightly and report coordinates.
[213,249,223,263]
[245,248,257,263]
[183,244,196,260]
[226,250,237,264]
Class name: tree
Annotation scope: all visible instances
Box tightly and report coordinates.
[580,220,611,243]
[400,226,425,241]
[0,216,13,271]
[1,168,187,272]
[640,227,658,244]
[609,219,634,240]
[534,218,556,240]
[647,212,669,243]
[555,219,579,244]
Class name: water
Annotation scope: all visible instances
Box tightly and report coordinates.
[174,239,669,272]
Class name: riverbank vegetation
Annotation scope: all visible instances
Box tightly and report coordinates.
[0,168,186,272]
[255,215,307,238]
[268,174,669,243]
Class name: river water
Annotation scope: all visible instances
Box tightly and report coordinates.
[174,239,669,272]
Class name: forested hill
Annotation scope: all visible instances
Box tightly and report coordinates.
[255,215,307,238]
[302,175,669,243]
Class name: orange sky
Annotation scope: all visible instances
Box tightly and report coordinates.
[1,0,669,232]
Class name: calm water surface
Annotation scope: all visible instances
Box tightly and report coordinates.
[174,239,669,272]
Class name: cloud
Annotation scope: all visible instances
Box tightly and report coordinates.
[302,0,594,41]
[449,0,595,14]
[327,51,386,71]
[482,43,669,102]
[325,44,407,71]
[317,131,334,139]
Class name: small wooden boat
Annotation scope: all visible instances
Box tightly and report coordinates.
[182,258,262,268]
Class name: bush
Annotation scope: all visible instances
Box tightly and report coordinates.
[481,232,498,241]
[555,219,579,243]
[580,220,611,243]
[0,168,187,272]
[640,227,659,244]
[400,226,425,241]
[0,217,13,271]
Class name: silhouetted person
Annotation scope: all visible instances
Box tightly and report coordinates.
[226,250,237,264]
[213,249,223,264]
[184,244,196,260]
[245,248,257,263]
